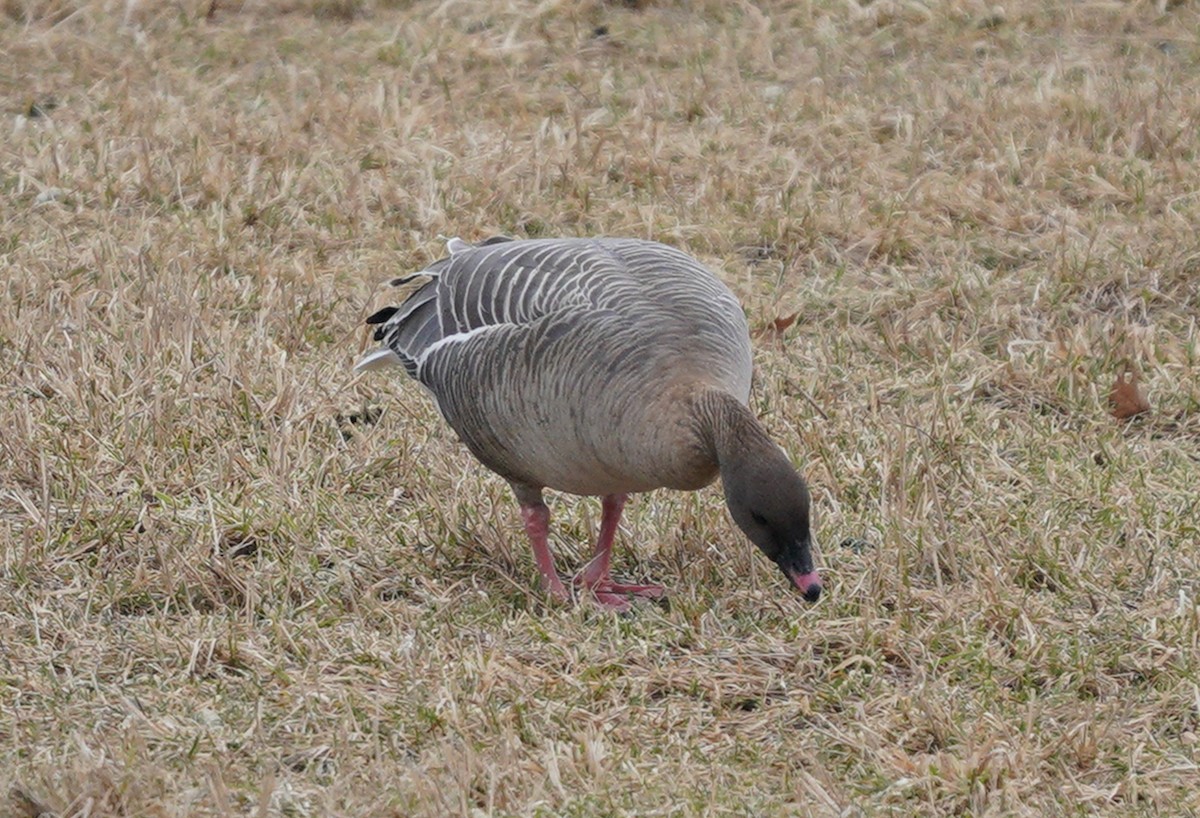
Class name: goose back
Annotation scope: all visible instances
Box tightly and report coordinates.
[360,237,753,496]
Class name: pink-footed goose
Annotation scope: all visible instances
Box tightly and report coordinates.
[356,236,822,610]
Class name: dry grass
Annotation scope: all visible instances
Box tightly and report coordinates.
[3,0,1200,815]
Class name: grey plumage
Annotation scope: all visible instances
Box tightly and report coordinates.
[359,237,752,497]
[357,236,823,607]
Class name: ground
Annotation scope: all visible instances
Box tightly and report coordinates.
[2,0,1199,815]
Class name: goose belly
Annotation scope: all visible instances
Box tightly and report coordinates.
[456,371,733,498]
[428,302,751,498]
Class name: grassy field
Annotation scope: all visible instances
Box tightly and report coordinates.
[3,0,1200,815]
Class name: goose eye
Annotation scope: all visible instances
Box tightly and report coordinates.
[750,511,768,526]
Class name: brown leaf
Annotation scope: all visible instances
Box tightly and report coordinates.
[753,311,800,342]
[1109,367,1151,420]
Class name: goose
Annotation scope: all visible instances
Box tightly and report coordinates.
[356,236,822,610]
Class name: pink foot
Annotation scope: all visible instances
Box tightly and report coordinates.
[575,576,666,599]
[568,493,667,611]
[590,590,633,612]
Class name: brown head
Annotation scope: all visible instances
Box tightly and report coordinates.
[706,392,822,602]
[720,446,822,601]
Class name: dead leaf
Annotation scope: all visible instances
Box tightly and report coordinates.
[753,311,799,342]
[1109,366,1151,420]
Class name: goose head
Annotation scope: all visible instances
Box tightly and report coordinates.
[722,448,821,602]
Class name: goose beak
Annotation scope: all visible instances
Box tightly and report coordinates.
[785,568,822,603]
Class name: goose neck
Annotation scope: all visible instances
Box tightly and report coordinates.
[697,390,776,469]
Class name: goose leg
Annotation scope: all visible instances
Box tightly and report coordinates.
[575,494,665,608]
[520,501,569,603]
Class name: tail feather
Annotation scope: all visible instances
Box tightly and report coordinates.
[354,347,404,372]
[389,272,430,287]
[359,278,442,380]
[371,280,438,342]
[357,237,515,379]
[386,297,438,350]
[366,305,399,325]
[410,310,444,352]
